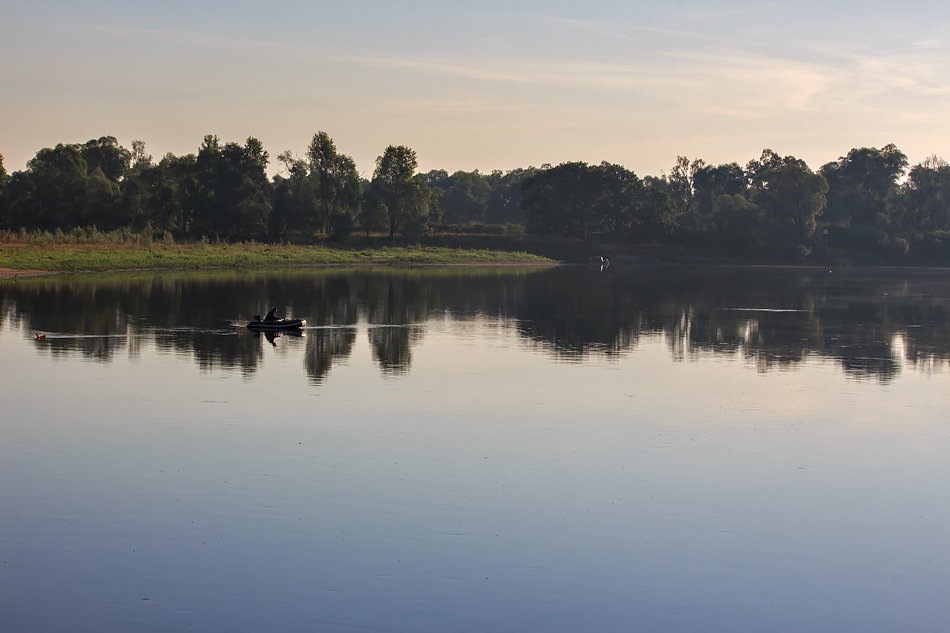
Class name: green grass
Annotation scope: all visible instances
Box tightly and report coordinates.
[0,241,555,273]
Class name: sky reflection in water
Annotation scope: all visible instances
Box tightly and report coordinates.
[1,266,949,632]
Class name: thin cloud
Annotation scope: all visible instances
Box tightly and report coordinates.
[378,97,533,116]
[545,17,685,43]
[345,54,683,93]
[45,21,323,60]
[846,53,950,97]
[663,51,832,114]
[346,50,833,119]
[545,15,733,48]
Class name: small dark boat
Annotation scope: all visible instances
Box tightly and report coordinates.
[247,318,306,330]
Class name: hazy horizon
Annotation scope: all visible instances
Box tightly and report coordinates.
[3,1,949,179]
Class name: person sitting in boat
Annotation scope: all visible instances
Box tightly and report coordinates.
[264,307,279,322]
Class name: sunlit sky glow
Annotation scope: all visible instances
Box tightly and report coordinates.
[3,0,950,178]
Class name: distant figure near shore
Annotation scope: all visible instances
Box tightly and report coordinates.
[588,255,610,269]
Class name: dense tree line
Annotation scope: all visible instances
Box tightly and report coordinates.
[519,145,950,263]
[680,145,950,262]
[3,135,950,262]
[0,134,439,242]
[421,168,533,230]
[521,161,677,242]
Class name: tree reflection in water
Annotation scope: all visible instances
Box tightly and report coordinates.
[3,265,948,382]
[304,328,355,384]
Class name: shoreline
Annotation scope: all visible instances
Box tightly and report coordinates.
[0,262,559,278]
[0,242,557,277]
[6,262,949,280]
[0,267,59,278]
[3,241,948,278]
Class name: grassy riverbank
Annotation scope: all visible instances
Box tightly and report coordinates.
[0,240,555,274]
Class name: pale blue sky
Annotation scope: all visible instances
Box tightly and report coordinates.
[3,1,949,178]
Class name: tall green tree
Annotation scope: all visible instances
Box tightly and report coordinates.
[665,156,706,229]
[121,140,157,231]
[0,153,9,192]
[125,152,196,235]
[189,134,223,236]
[522,161,665,241]
[753,154,828,255]
[820,144,908,228]
[130,140,153,169]
[224,137,272,240]
[590,161,643,240]
[79,136,132,183]
[522,162,601,237]
[692,162,747,218]
[900,156,950,231]
[271,150,317,238]
[0,153,8,224]
[746,149,785,192]
[0,153,8,197]
[369,145,435,238]
[71,135,133,229]
[307,132,338,233]
[270,132,361,240]
[325,152,361,239]
[306,132,361,239]
[4,144,88,229]
[187,135,271,240]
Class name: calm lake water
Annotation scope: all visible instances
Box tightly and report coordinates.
[2,264,949,632]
